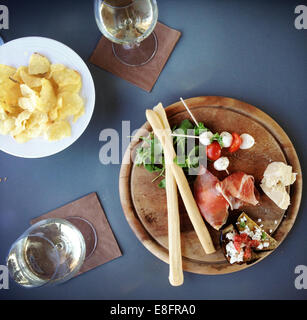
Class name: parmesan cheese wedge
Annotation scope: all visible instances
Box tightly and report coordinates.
[260,162,297,210]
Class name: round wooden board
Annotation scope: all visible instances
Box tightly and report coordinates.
[119,96,302,275]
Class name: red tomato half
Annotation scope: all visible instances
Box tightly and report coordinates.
[228,132,242,153]
[243,246,252,260]
[206,141,221,160]
[249,240,260,248]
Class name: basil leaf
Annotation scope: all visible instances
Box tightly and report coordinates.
[240,221,246,228]
[211,133,224,148]
[195,122,208,136]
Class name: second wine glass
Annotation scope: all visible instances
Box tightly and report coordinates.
[6,217,97,288]
[95,0,159,66]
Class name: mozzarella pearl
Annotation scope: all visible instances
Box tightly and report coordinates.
[214,157,229,171]
[199,131,213,146]
[240,133,255,149]
[220,131,233,148]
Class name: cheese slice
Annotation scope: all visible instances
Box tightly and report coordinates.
[260,162,296,210]
[262,162,296,188]
[261,183,290,209]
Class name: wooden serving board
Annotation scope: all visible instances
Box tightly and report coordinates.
[119,97,302,274]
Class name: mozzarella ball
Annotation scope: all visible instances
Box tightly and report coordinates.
[214,157,230,171]
[199,131,213,146]
[240,133,255,149]
[220,131,233,148]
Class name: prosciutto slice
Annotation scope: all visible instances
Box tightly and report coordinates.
[194,168,259,230]
[216,172,259,210]
[194,167,229,230]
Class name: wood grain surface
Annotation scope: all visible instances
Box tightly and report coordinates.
[119,96,302,274]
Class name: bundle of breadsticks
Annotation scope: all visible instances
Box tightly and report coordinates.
[146,104,215,286]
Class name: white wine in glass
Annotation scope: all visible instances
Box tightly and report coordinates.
[6,218,96,288]
[94,0,158,66]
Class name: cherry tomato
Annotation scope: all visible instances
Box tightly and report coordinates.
[206,141,221,160]
[228,132,242,153]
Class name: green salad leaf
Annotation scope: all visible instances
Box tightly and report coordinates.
[135,119,207,188]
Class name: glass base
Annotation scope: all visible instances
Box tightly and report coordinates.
[112,32,158,67]
[66,217,97,260]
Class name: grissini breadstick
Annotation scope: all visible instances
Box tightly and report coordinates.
[153,103,183,286]
[146,109,216,255]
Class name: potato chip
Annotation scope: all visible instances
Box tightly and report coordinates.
[18,84,39,112]
[28,53,50,75]
[18,66,42,88]
[37,79,56,112]
[0,54,85,143]
[15,110,31,127]
[0,107,7,120]
[10,110,31,136]
[48,97,63,121]
[0,65,21,105]
[50,63,66,74]
[27,111,48,127]
[1,100,15,114]
[25,112,49,138]
[0,78,22,107]
[10,70,23,83]
[0,118,15,135]
[46,120,71,141]
[58,81,82,94]
[14,131,32,144]
[73,107,85,123]
[0,64,16,84]
[57,91,84,120]
[51,64,81,87]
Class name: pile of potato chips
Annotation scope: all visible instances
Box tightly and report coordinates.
[0,53,85,143]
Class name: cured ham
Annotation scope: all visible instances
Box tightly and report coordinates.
[194,167,229,230]
[194,168,259,230]
[216,172,259,210]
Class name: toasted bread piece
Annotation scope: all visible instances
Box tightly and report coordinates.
[236,212,278,251]
[221,224,259,264]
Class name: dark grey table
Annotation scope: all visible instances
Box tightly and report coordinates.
[0,0,306,300]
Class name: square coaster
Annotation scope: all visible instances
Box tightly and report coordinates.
[31,193,122,275]
[90,21,181,92]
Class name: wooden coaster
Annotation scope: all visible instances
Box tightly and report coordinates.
[31,193,122,275]
[90,22,181,92]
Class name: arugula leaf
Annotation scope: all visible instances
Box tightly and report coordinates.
[135,147,150,166]
[173,119,194,155]
[158,179,166,189]
[174,156,187,168]
[178,119,194,131]
[136,118,209,189]
[186,145,200,168]
[144,163,162,173]
[195,122,208,136]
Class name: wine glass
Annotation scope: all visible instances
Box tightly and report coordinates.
[94,0,158,66]
[6,217,97,288]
